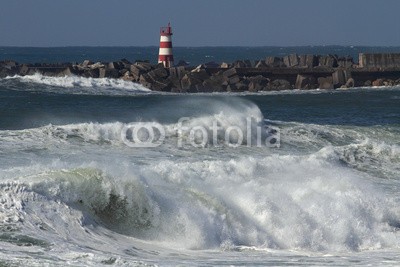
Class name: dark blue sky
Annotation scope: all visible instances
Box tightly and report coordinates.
[0,0,399,47]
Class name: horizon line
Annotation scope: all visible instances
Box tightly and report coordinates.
[1,45,400,49]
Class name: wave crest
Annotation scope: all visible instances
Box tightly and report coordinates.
[2,74,151,95]
[2,152,400,252]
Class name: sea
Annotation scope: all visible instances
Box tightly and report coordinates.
[0,46,399,266]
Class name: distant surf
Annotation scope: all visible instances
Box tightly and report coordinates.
[2,73,151,95]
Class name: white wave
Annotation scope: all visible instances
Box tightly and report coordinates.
[3,73,151,94]
[279,122,360,150]
[1,115,399,175]
[271,120,400,178]
[0,151,399,257]
[335,139,400,179]
[0,98,271,150]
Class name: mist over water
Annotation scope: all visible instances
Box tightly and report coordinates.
[0,48,400,266]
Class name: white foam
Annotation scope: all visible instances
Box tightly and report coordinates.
[0,98,268,150]
[1,151,399,254]
[273,120,400,178]
[4,73,151,94]
[335,139,400,179]
[0,133,400,266]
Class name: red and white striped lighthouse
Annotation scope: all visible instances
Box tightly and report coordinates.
[158,23,174,68]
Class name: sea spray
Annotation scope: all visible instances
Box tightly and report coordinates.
[1,152,399,252]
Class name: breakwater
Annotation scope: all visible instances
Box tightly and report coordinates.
[1,53,400,92]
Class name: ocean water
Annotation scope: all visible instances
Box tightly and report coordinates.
[2,46,400,65]
[0,47,400,266]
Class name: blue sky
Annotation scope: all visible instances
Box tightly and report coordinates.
[0,0,399,47]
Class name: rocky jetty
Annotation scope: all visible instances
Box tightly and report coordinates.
[2,53,400,92]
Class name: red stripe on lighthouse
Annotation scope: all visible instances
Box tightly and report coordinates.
[159,42,172,48]
[158,55,174,61]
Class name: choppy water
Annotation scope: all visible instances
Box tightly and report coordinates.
[0,47,400,266]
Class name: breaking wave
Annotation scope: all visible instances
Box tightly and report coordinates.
[1,151,399,255]
[2,73,151,95]
[0,97,272,150]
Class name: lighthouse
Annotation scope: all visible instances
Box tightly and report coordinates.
[158,23,174,68]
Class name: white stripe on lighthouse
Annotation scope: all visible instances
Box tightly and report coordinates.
[160,36,172,42]
[158,48,173,55]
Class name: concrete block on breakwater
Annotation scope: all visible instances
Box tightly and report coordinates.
[359,53,400,69]
[1,53,400,92]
